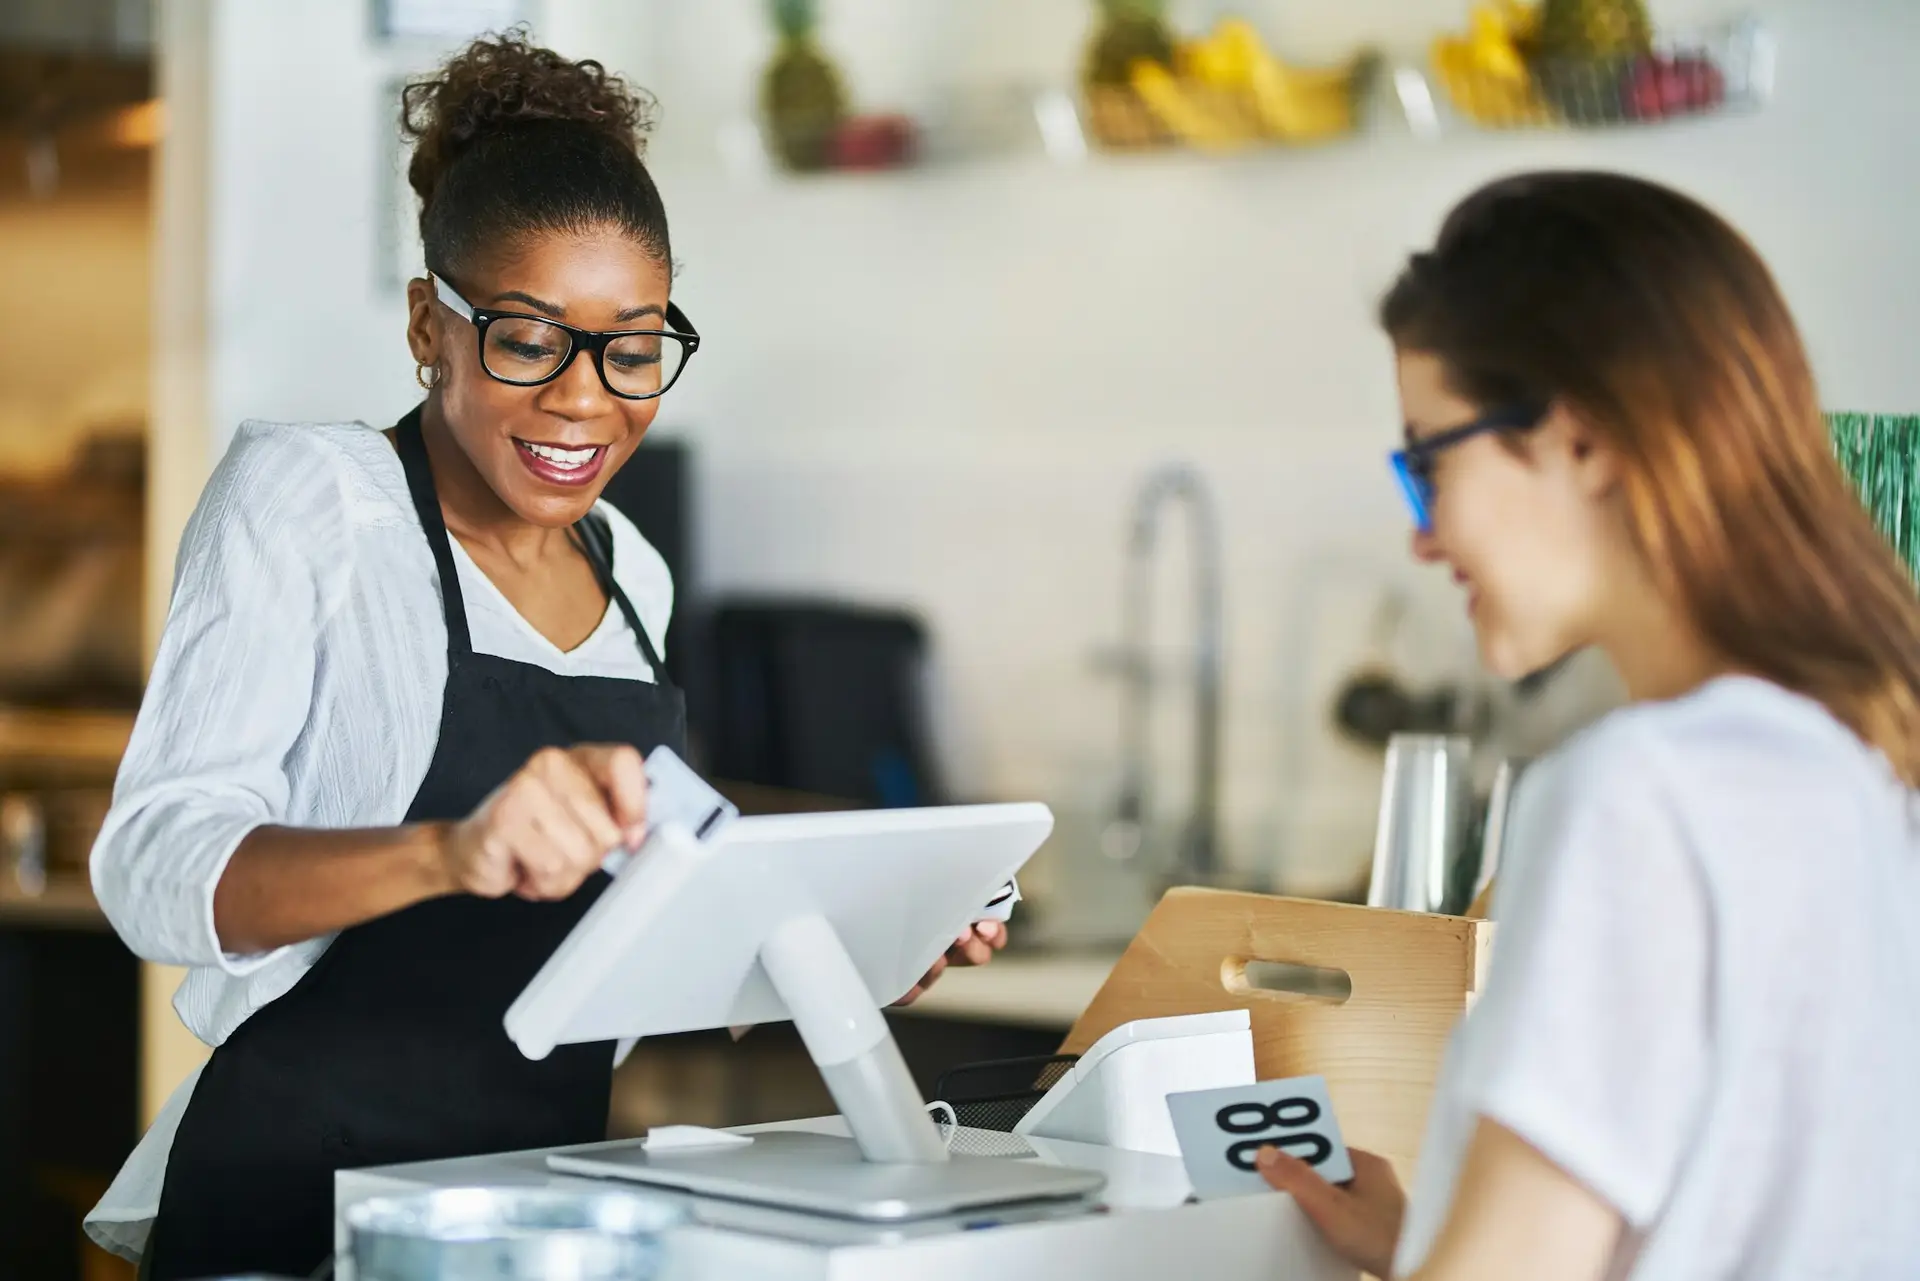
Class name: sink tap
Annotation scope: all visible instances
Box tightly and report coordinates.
[1104,464,1224,887]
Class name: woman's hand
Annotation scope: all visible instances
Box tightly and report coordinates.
[209,745,646,952]
[1257,1145,1407,1280]
[441,744,648,900]
[893,919,1008,1006]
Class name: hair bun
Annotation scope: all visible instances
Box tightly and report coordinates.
[402,29,655,211]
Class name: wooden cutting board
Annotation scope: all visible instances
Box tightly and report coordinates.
[1060,888,1493,1182]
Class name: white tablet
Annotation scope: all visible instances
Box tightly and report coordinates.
[505,804,1054,1060]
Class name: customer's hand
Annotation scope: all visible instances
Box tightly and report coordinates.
[893,920,1009,1006]
[1257,1146,1406,1280]
[442,744,648,901]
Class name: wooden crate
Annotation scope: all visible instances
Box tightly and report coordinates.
[1060,888,1493,1182]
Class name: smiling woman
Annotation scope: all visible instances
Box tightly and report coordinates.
[398,31,687,532]
[79,30,1001,1281]
[79,33,693,1279]
[1256,172,1920,1281]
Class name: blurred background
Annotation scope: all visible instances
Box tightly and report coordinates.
[0,0,1913,1274]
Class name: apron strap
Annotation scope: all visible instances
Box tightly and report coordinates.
[575,510,669,681]
[394,404,474,661]
[396,404,668,681]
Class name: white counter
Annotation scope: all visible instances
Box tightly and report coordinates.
[336,1116,1353,1281]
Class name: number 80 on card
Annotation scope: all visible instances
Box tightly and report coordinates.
[1166,1074,1355,1199]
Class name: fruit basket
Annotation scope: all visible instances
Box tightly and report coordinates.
[758,0,918,173]
[1427,2,1773,130]
[1078,1,1378,153]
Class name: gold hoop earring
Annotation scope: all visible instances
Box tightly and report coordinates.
[415,362,440,392]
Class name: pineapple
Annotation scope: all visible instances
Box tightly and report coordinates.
[1530,0,1654,123]
[762,0,847,171]
[1535,0,1653,58]
[1082,0,1177,88]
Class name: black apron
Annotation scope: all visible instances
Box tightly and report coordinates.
[144,407,686,1280]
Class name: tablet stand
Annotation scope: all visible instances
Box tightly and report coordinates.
[550,911,1107,1218]
[759,912,948,1164]
[522,804,1107,1218]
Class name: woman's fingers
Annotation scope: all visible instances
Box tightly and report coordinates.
[947,919,1009,967]
[540,750,627,857]
[570,744,649,844]
[1257,1147,1405,1280]
[1349,1148,1402,1191]
[1258,1149,1341,1210]
[517,804,598,898]
[451,745,647,901]
[947,928,991,967]
[894,952,949,1004]
[496,750,612,899]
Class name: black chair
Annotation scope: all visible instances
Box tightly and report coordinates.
[692,599,944,809]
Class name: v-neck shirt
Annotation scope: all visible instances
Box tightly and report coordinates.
[86,419,675,1262]
[90,419,673,1048]
[133,405,684,1280]
[446,531,654,679]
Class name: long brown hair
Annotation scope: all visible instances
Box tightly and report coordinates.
[1382,171,1920,784]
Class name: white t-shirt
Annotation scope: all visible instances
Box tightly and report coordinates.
[1397,676,1920,1280]
[85,420,673,1260]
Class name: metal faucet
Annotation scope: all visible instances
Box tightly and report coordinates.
[1103,463,1224,887]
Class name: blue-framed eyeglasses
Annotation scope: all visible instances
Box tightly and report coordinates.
[1390,404,1548,532]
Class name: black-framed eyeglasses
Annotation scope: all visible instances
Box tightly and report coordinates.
[1390,404,1547,532]
[431,273,700,401]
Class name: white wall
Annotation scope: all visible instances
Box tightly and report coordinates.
[159,0,1920,900]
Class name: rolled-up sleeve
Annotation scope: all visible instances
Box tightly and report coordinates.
[91,424,351,972]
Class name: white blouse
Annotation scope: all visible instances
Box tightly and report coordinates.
[85,419,673,1260]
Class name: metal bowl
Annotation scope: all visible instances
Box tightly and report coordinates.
[345,1186,683,1281]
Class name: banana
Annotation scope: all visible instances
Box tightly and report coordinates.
[1141,17,1370,149]
[1202,18,1355,142]
[1469,4,1529,81]
[1272,60,1361,95]
[1434,0,1551,126]
[1129,60,1255,151]
[1433,32,1550,126]
[1182,29,1252,91]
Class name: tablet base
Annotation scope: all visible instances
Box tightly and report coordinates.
[548,1131,1106,1222]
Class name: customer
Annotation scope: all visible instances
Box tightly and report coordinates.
[1258,171,1920,1279]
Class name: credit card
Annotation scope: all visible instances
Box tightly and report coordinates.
[642,745,738,844]
[979,878,1022,922]
[601,746,738,875]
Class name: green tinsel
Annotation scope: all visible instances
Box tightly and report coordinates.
[1827,412,1920,581]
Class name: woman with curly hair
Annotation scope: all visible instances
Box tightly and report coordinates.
[86,33,999,1277]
